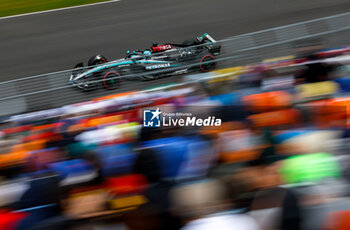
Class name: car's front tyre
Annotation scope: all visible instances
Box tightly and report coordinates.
[102,71,122,90]
[199,54,217,72]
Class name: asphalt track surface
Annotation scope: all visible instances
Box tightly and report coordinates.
[1,0,350,81]
[0,0,350,114]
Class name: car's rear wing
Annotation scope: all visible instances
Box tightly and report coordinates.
[204,33,216,43]
[198,33,217,43]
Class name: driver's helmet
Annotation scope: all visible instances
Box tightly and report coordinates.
[152,42,158,47]
[143,50,152,56]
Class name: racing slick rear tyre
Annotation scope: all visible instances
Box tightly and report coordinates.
[182,39,198,46]
[102,71,121,90]
[199,55,217,72]
[88,55,108,66]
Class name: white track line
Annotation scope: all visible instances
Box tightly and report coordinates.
[0,0,121,20]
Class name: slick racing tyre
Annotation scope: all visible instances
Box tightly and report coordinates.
[102,71,121,90]
[182,39,198,47]
[199,54,217,72]
[88,55,108,66]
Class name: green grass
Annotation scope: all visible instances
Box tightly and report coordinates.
[0,0,112,17]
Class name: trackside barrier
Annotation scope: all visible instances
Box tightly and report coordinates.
[0,12,349,116]
[7,71,235,123]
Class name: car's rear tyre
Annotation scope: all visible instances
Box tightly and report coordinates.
[182,39,198,47]
[88,55,108,66]
[103,71,121,90]
[199,55,217,72]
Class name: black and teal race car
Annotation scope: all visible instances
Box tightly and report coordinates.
[69,33,221,90]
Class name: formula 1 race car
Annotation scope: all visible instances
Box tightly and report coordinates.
[70,33,221,90]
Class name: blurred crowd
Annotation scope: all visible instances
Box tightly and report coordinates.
[1,48,350,230]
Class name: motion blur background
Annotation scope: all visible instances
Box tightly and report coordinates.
[1,0,350,229]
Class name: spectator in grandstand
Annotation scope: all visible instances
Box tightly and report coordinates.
[14,171,62,230]
[296,54,337,83]
[170,179,260,230]
[0,135,24,179]
[130,127,181,230]
[280,150,350,230]
[248,146,301,230]
[138,127,162,143]
[238,66,265,88]
[298,179,350,230]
